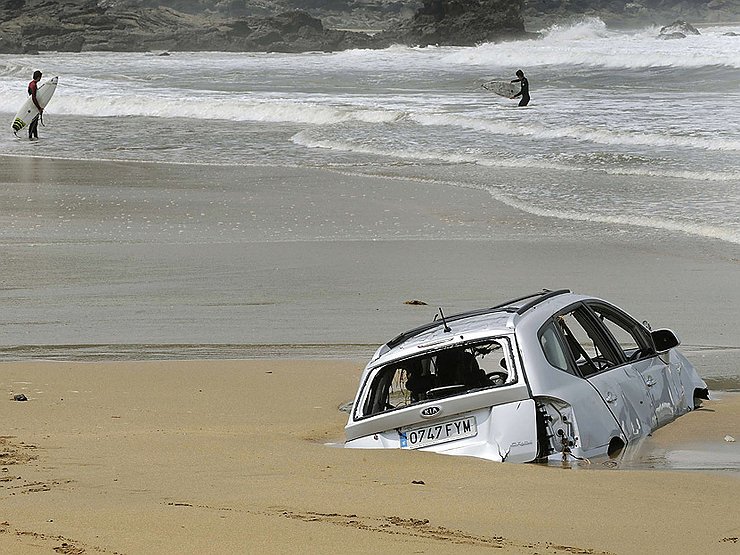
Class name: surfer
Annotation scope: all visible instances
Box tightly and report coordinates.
[27,70,43,140]
[511,70,530,107]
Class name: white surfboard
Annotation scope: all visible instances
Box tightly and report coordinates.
[12,76,58,134]
[482,79,520,98]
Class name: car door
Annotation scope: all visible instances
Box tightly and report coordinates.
[585,302,684,429]
[586,362,656,438]
[552,304,656,441]
[534,320,626,456]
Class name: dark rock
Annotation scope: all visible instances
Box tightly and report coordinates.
[273,9,324,33]
[13,394,28,401]
[659,20,701,36]
[379,0,528,47]
[0,0,527,53]
[658,32,686,39]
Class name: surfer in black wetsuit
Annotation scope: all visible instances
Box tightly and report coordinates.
[511,69,530,107]
[27,70,43,140]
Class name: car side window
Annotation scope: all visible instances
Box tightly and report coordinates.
[555,306,622,377]
[587,303,654,362]
[362,362,409,416]
[539,323,572,374]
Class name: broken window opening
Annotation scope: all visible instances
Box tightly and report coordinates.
[360,339,516,418]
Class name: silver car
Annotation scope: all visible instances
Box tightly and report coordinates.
[344,290,709,463]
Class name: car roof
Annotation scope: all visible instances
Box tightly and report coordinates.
[369,289,592,367]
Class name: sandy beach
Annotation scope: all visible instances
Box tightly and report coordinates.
[1,156,739,553]
[1,359,739,554]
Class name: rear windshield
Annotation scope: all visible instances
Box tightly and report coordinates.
[359,339,516,418]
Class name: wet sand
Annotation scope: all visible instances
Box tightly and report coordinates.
[1,359,739,554]
[1,156,738,374]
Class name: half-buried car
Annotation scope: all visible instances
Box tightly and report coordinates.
[344,290,708,463]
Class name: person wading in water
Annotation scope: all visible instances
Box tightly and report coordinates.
[511,69,530,107]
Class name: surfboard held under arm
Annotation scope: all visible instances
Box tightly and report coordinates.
[481,79,521,98]
[12,76,58,134]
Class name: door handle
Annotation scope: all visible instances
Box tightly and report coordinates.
[645,376,656,387]
[605,392,617,403]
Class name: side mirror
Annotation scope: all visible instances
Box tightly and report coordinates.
[651,328,680,353]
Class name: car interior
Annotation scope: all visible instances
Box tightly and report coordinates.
[361,339,515,417]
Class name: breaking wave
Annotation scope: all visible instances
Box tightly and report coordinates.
[291,130,739,183]
[291,130,569,170]
[410,113,740,153]
[0,86,404,125]
[484,187,740,245]
[446,18,740,69]
[3,84,733,157]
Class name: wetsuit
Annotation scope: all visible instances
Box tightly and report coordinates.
[511,76,530,107]
[27,79,41,139]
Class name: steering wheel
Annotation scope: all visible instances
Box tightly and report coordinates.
[486,371,508,386]
[590,356,613,371]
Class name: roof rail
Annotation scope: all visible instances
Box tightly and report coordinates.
[515,288,571,315]
[385,289,570,349]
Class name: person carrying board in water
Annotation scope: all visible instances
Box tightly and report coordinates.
[27,70,43,140]
[511,69,530,107]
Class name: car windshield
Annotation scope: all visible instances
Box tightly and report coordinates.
[359,339,516,418]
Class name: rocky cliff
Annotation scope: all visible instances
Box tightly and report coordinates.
[0,1,378,53]
[0,0,737,54]
[0,0,528,53]
[82,0,740,30]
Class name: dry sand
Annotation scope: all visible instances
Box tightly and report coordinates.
[1,359,739,554]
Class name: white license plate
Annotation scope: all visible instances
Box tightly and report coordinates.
[399,416,477,449]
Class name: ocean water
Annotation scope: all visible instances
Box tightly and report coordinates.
[1,18,738,245]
